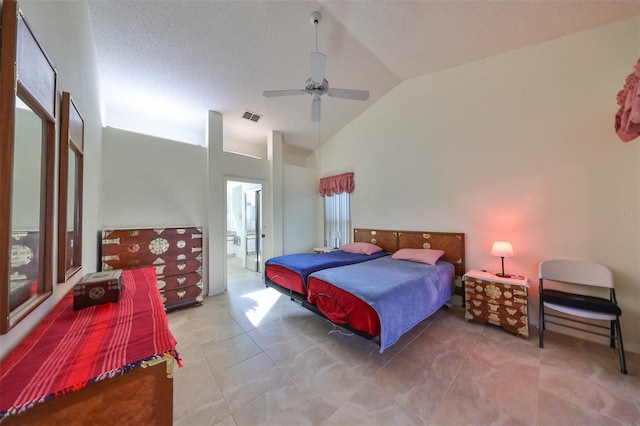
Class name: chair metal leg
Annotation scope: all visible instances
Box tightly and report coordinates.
[539,305,544,348]
[610,320,615,348]
[614,318,627,374]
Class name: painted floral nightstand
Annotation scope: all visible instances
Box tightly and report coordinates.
[463,269,530,339]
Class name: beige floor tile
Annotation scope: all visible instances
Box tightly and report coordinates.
[432,355,538,425]
[373,355,452,422]
[174,338,206,365]
[536,389,621,426]
[323,382,424,425]
[400,335,468,383]
[478,321,541,360]
[232,380,336,426]
[263,333,327,375]
[169,260,638,426]
[289,357,364,409]
[539,329,624,375]
[194,316,246,345]
[246,318,301,351]
[539,363,640,424]
[174,398,232,426]
[173,359,226,422]
[214,352,286,412]
[419,322,481,358]
[202,333,263,374]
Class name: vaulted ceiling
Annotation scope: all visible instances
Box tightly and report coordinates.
[88,1,640,152]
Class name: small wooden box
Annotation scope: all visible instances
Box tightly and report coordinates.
[463,270,529,339]
[74,270,123,311]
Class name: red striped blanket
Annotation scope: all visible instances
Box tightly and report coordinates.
[0,268,180,418]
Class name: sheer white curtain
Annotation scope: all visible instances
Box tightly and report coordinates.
[324,192,350,248]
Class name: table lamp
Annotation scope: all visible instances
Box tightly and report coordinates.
[491,241,514,278]
[332,229,341,249]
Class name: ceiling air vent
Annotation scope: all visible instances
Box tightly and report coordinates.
[242,110,261,122]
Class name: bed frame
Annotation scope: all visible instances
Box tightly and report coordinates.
[269,228,465,342]
[264,228,465,301]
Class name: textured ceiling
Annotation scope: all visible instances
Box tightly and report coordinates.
[88,0,640,152]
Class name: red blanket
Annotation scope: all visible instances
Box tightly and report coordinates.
[0,268,180,418]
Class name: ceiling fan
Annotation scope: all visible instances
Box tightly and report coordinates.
[263,11,370,122]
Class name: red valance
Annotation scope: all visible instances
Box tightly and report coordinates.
[319,172,354,197]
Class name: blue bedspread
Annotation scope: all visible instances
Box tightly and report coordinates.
[309,256,455,352]
[265,250,389,287]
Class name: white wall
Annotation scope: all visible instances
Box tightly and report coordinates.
[319,18,640,352]
[101,127,207,228]
[283,165,320,254]
[1,0,103,360]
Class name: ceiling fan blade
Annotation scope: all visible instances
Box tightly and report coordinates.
[310,52,327,84]
[263,89,306,97]
[311,97,321,122]
[327,88,370,101]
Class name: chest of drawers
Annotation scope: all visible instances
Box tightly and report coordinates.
[100,227,203,311]
[463,270,529,339]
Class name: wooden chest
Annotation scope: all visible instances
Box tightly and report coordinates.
[101,227,203,311]
[463,270,529,339]
[73,269,123,311]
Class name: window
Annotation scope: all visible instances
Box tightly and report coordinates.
[324,192,350,248]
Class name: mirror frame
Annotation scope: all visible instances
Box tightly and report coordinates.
[57,92,84,283]
[0,0,57,334]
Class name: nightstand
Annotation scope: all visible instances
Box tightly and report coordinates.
[463,269,530,339]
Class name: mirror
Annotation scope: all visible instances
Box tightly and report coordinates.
[9,100,44,314]
[58,92,84,282]
[1,0,57,333]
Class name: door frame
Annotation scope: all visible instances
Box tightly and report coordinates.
[224,177,268,290]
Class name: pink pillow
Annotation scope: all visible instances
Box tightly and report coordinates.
[340,242,382,255]
[392,248,445,265]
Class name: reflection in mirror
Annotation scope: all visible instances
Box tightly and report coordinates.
[9,98,43,313]
[58,91,83,282]
[65,149,76,270]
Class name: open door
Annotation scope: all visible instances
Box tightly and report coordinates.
[244,188,262,272]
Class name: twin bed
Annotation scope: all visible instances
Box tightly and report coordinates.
[264,228,465,352]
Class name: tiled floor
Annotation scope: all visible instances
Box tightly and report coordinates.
[168,263,639,425]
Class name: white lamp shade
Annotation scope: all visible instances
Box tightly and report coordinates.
[491,241,514,258]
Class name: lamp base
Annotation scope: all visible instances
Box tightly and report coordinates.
[495,273,511,278]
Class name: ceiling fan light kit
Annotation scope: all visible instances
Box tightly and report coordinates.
[263,11,370,123]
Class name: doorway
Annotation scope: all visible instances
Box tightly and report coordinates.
[226,180,263,285]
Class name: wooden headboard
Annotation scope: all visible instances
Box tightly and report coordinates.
[353,228,465,277]
[353,229,399,253]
